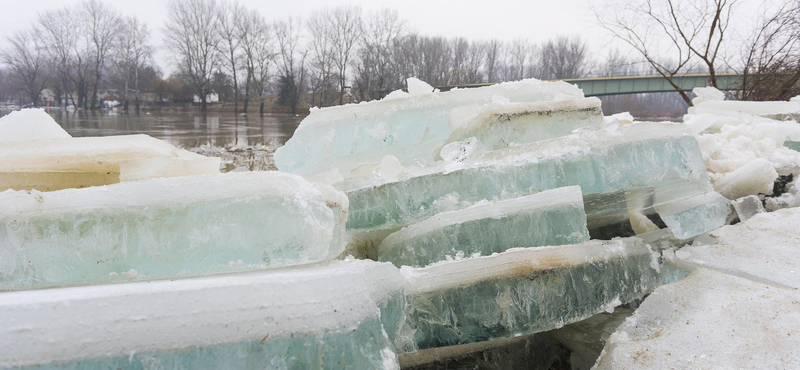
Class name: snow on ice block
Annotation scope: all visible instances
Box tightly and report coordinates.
[713,158,778,199]
[731,194,765,221]
[0,109,70,142]
[397,238,661,352]
[444,97,603,152]
[118,150,221,182]
[377,186,590,267]
[0,172,348,291]
[0,134,221,191]
[342,122,725,242]
[274,78,584,179]
[0,260,405,369]
[667,207,800,289]
[594,268,800,369]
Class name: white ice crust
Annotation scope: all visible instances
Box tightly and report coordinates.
[0,109,71,142]
[594,268,800,369]
[669,207,800,289]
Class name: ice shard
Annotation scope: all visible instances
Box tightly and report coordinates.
[377,186,590,267]
[0,134,220,191]
[731,194,766,221]
[444,97,604,152]
[274,78,585,179]
[0,172,348,291]
[0,260,405,370]
[396,238,661,352]
[341,122,726,244]
[713,158,778,199]
[594,268,800,370]
[667,207,800,289]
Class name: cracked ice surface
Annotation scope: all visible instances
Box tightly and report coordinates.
[341,122,726,241]
[667,207,800,289]
[594,268,800,370]
[274,78,586,179]
[0,259,405,369]
[0,171,348,291]
[396,238,661,352]
[378,186,589,267]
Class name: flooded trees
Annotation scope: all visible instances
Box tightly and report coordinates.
[164,0,221,111]
[0,29,50,107]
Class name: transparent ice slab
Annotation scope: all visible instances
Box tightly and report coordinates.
[275,79,585,178]
[0,172,349,291]
[444,97,604,153]
[595,268,800,370]
[378,186,589,267]
[341,123,725,243]
[0,260,405,369]
[0,134,220,191]
[396,238,661,352]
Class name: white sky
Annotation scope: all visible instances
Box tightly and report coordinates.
[0,0,769,76]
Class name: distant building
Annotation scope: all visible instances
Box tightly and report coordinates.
[193,92,219,103]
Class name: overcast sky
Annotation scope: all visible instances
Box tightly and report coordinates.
[0,0,768,76]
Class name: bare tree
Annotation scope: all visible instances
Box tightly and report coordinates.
[736,1,800,101]
[329,5,362,105]
[483,39,502,82]
[217,0,244,112]
[274,17,308,114]
[306,10,335,107]
[538,36,588,79]
[83,0,120,107]
[38,7,88,108]
[351,8,404,101]
[597,0,738,105]
[115,17,152,111]
[1,28,50,106]
[165,0,221,111]
[252,23,275,115]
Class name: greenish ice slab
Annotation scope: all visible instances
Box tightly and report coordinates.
[275,78,585,179]
[341,123,726,244]
[378,186,589,267]
[0,172,349,291]
[786,140,800,152]
[395,238,662,352]
[0,260,405,370]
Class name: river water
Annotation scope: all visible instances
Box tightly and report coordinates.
[2,109,304,171]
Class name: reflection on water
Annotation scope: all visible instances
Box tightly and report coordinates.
[2,109,304,171]
[44,109,303,148]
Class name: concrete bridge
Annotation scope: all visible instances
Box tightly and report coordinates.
[437,73,743,96]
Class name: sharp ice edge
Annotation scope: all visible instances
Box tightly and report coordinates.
[377,186,589,267]
[397,238,661,351]
[0,259,405,369]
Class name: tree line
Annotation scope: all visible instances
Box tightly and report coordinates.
[2,0,798,114]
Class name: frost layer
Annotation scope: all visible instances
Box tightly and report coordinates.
[595,269,800,370]
[0,172,349,291]
[378,186,589,267]
[275,78,584,178]
[0,260,404,370]
[398,238,661,352]
[342,122,725,240]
